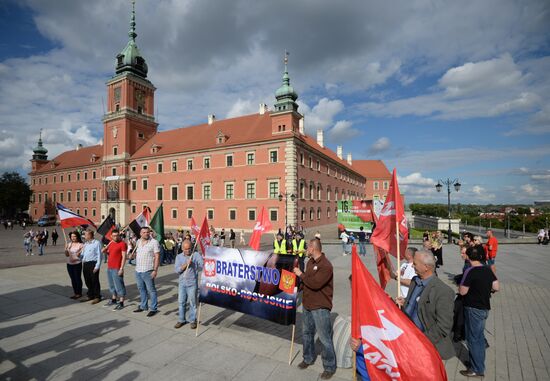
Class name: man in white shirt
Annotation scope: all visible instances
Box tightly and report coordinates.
[132,227,161,317]
[391,247,417,298]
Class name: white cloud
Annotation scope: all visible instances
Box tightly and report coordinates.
[367,137,391,155]
[225,99,258,118]
[300,98,344,134]
[399,172,435,186]
[521,184,538,196]
[327,120,361,144]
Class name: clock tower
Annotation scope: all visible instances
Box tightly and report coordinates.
[101,0,157,224]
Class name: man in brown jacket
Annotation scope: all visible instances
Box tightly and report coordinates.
[293,239,336,380]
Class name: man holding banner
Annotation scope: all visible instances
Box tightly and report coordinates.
[294,239,336,380]
[174,240,203,329]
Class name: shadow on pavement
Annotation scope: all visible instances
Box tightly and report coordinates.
[1,320,135,380]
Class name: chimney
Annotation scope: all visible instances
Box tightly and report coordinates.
[347,153,352,165]
[76,144,83,151]
[259,103,268,115]
[316,129,324,148]
[337,145,343,159]
[299,117,305,135]
[208,114,216,125]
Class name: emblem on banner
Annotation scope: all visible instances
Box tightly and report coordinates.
[204,259,216,277]
[278,269,296,294]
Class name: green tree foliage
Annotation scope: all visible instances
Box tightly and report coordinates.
[0,172,32,218]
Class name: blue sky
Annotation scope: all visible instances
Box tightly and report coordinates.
[0,0,549,204]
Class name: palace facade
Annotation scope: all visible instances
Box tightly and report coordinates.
[29,4,385,231]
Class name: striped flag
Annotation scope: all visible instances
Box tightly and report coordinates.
[129,206,151,236]
[56,203,96,229]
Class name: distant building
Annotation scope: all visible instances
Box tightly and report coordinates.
[28,3,389,230]
[353,160,392,201]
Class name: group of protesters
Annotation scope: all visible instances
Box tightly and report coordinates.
[51,219,502,380]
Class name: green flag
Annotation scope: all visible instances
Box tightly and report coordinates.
[150,203,165,245]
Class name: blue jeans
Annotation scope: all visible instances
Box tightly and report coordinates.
[178,281,198,323]
[135,270,158,311]
[359,241,367,255]
[107,268,126,298]
[465,306,489,374]
[302,308,336,373]
[39,243,45,255]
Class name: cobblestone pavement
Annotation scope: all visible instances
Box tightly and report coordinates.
[0,227,549,380]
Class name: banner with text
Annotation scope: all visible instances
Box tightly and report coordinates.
[199,246,298,325]
[337,200,375,233]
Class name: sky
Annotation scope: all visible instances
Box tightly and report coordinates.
[0,0,549,204]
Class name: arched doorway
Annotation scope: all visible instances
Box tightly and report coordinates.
[109,208,116,223]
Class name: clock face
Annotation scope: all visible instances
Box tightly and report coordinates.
[135,90,144,102]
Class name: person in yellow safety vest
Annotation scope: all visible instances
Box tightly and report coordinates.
[292,233,307,257]
[273,233,288,254]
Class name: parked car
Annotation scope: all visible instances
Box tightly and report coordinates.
[37,215,57,227]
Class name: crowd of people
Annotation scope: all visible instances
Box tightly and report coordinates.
[16,221,504,380]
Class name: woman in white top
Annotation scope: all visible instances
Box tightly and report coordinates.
[65,231,84,299]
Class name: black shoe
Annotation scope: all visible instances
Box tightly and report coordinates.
[133,308,144,313]
[297,361,312,369]
[174,322,186,329]
[459,369,484,378]
[147,310,158,317]
[320,371,335,380]
[190,321,197,329]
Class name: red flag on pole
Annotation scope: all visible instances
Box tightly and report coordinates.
[370,168,408,259]
[197,216,211,255]
[351,251,447,381]
[373,245,394,290]
[249,206,272,250]
[190,216,200,240]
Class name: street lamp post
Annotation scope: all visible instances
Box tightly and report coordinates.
[278,193,296,231]
[436,178,461,244]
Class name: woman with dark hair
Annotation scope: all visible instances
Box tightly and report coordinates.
[459,245,499,378]
[65,231,84,299]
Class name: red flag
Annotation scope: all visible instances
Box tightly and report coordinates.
[190,216,200,240]
[373,244,393,289]
[249,206,272,250]
[370,168,408,259]
[351,252,447,381]
[197,216,211,255]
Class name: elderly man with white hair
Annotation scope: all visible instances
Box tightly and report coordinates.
[397,250,455,360]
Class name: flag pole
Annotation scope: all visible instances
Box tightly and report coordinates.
[352,351,357,381]
[396,216,401,299]
[288,323,296,365]
[195,302,202,337]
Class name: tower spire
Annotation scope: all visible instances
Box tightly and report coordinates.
[32,129,48,161]
[274,50,299,113]
[115,0,148,77]
[129,0,137,41]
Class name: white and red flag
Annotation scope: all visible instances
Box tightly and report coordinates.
[56,203,96,229]
[197,216,211,255]
[370,168,408,259]
[128,206,151,237]
[351,251,447,381]
[190,216,200,240]
[249,206,272,251]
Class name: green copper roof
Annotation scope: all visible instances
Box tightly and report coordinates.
[32,130,48,160]
[115,0,148,78]
[275,57,298,101]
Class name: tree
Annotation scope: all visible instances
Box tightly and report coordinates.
[0,172,32,218]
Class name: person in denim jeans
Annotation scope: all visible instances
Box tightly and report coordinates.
[459,245,499,378]
[293,239,336,380]
[102,229,128,310]
[174,240,203,330]
[131,227,161,317]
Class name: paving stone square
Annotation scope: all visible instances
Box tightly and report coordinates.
[1,228,550,380]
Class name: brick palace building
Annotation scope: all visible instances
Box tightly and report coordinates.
[28,4,390,231]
